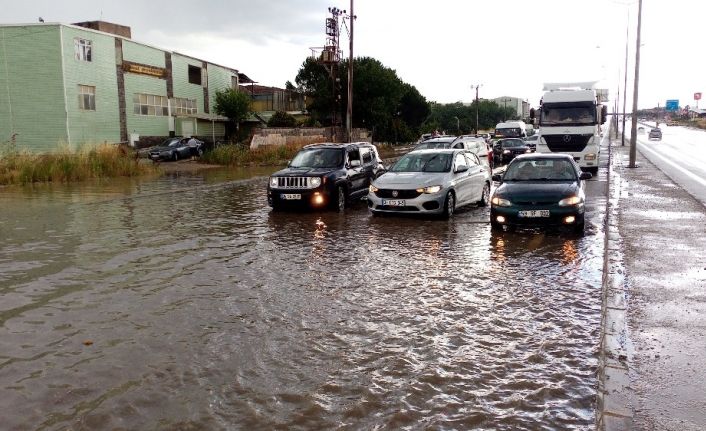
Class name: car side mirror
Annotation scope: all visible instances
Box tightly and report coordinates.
[580,172,593,180]
[349,159,361,168]
[492,174,503,182]
[455,164,468,173]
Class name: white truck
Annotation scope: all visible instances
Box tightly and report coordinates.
[494,120,528,139]
[531,82,607,174]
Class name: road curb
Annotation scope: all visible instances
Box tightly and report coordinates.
[596,136,634,430]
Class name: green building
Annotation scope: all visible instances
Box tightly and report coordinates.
[0,21,248,152]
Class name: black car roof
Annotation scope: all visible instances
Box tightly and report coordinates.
[513,153,574,161]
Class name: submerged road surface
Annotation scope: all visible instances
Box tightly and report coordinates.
[1,165,607,430]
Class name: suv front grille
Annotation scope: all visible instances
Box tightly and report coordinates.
[542,134,592,152]
[275,177,313,189]
[375,189,422,199]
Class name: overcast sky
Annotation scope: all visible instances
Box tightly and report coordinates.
[2,0,704,109]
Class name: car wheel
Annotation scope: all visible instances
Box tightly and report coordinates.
[197,148,204,157]
[478,182,490,206]
[574,222,585,235]
[332,186,346,211]
[490,220,503,231]
[587,167,598,175]
[172,151,178,162]
[442,191,455,219]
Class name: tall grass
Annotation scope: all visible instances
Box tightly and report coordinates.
[0,143,158,185]
[202,138,322,166]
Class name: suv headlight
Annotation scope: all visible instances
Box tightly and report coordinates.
[309,177,321,188]
[558,196,582,206]
[269,177,278,188]
[491,196,512,207]
[415,185,441,194]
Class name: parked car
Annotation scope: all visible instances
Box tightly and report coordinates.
[268,142,385,211]
[451,135,493,169]
[367,149,491,218]
[490,154,592,233]
[147,137,203,161]
[493,138,532,165]
[648,127,662,140]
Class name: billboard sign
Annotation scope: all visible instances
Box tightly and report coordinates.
[665,100,679,112]
[695,92,702,101]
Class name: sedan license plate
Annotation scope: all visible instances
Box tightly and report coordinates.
[518,210,550,218]
[281,193,301,200]
[382,199,405,207]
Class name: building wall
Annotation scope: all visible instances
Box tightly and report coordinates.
[0,25,68,152]
[171,54,205,113]
[61,26,121,146]
[122,39,165,68]
[207,63,236,113]
[124,73,169,137]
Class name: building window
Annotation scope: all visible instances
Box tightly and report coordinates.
[74,38,92,62]
[188,65,202,85]
[133,93,169,116]
[78,85,95,110]
[173,98,197,115]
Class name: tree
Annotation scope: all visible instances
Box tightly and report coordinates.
[294,56,430,143]
[214,88,252,140]
[268,111,298,127]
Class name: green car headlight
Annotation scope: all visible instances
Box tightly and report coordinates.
[558,196,582,206]
[491,196,512,207]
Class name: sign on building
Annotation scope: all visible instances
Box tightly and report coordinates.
[665,100,679,112]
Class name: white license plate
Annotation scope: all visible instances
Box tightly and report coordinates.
[382,199,405,206]
[518,210,550,218]
[281,194,301,200]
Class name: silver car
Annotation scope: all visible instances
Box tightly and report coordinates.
[367,149,491,218]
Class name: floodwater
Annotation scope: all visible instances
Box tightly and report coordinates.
[0,166,606,430]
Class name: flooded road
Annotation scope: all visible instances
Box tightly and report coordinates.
[0,166,606,430]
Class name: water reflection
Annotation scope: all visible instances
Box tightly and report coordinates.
[0,168,604,430]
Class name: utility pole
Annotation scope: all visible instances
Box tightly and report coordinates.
[472,84,481,134]
[628,0,642,168]
[346,0,354,142]
[622,8,629,146]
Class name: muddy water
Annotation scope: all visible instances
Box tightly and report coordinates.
[0,167,605,430]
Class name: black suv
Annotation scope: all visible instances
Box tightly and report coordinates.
[268,142,386,211]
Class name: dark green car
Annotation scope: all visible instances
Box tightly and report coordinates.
[490,154,592,233]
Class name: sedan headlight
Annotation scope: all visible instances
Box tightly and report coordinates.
[558,196,583,206]
[309,177,322,188]
[269,177,278,188]
[415,185,442,194]
[369,184,379,193]
[491,196,512,207]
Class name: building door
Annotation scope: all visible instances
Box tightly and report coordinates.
[181,120,194,138]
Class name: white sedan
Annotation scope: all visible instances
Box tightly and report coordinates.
[367,149,491,218]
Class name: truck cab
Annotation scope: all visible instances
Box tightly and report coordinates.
[532,83,607,174]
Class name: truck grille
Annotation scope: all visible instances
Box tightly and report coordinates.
[276,177,313,189]
[542,134,592,152]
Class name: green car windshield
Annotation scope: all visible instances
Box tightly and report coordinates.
[391,153,452,173]
[504,159,577,181]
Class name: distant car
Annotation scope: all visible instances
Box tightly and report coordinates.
[268,142,385,211]
[523,134,539,151]
[490,153,592,233]
[493,138,532,165]
[637,126,645,133]
[413,137,457,151]
[368,149,491,218]
[148,137,203,161]
[648,128,662,140]
[450,136,492,169]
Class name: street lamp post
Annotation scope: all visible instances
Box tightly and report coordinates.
[453,116,460,134]
[628,0,642,168]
